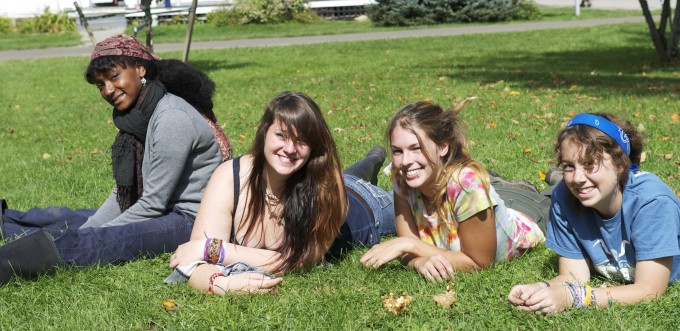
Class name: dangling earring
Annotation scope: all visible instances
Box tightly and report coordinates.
[141,77,147,86]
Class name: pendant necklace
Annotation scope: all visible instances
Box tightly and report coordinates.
[265,189,285,226]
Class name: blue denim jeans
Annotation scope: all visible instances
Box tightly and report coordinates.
[2,206,194,266]
[326,175,395,259]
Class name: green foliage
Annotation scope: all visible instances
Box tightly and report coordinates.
[18,7,76,34]
[0,17,13,34]
[513,0,542,20]
[206,7,241,26]
[207,0,319,26]
[367,0,542,26]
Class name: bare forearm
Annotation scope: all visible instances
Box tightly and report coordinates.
[592,283,667,308]
[222,243,282,272]
[403,250,484,272]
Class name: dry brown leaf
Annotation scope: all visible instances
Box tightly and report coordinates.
[671,113,680,123]
[433,290,458,309]
[381,292,413,315]
[511,119,520,125]
[522,147,532,153]
[333,127,346,133]
[238,134,247,141]
[539,170,547,182]
[162,299,178,312]
[640,151,647,163]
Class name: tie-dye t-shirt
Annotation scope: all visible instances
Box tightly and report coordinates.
[388,165,545,262]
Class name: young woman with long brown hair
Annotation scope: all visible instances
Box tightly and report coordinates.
[168,92,394,294]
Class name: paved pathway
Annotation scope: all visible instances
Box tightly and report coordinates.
[0,15,650,62]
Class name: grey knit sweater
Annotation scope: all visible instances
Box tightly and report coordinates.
[82,93,222,228]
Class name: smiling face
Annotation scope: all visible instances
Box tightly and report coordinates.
[93,63,146,112]
[390,125,448,197]
[560,140,623,218]
[263,118,311,180]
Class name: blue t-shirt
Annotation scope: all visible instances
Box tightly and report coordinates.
[546,171,680,283]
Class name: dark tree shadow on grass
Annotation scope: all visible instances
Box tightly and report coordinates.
[430,31,679,97]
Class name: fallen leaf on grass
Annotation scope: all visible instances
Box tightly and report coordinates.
[381,292,413,315]
[539,170,547,182]
[162,299,178,312]
[522,147,532,153]
[433,291,457,309]
[640,151,647,163]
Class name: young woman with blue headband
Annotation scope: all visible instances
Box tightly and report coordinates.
[508,113,680,314]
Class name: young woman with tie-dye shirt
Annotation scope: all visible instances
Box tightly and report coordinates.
[360,100,545,282]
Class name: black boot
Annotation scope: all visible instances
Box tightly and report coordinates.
[0,199,6,240]
[0,229,64,285]
[343,146,386,185]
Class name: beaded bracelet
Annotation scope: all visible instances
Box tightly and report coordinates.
[606,288,613,307]
[207,272,225,294]
[204,238,224,264]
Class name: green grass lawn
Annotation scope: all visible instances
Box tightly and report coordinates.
[0,20,679,330]
[0,5,647,50]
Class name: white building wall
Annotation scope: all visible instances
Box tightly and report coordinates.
[0,0,106,18]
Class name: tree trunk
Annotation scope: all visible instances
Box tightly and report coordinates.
[667,0,680,59]
[639,0,672,63]
[142,0,154,51]
[182,0,199,63]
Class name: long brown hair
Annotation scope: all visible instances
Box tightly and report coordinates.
[386,99,490,219]
[554,112,644,190]
[242,92,346,272]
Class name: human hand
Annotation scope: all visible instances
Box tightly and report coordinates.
[507,282,546,306]
[360,237,414,269]
[411,255,455,282]
[512,283,571,315]
[169,239,206,269]
[211,272,283,295]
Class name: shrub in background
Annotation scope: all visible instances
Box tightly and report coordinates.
[0,17,13,34]
[19,7,76,34]
[512,0,542,20]
[207,0,319,26]
[367,0,541,26]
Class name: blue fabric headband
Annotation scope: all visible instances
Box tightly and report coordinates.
[566,114,631,156]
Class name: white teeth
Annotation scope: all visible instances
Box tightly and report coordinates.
[406,169,420,176]
[578,187,594,194]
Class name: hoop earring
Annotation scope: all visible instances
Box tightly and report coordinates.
[141,77,147,86]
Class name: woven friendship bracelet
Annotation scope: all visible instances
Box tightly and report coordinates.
[204,238,224,264]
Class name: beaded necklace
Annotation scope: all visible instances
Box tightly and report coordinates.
[265,190,285,226]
